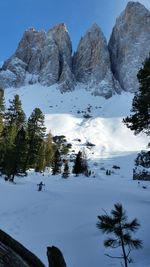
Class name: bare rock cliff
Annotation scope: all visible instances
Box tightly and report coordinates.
[109,1,150,92]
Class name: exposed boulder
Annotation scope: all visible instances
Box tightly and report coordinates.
[47,246,67,267]
[0,229,45,267]
[109,1,150,92]
[73,23,120,97]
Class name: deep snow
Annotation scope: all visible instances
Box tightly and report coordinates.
[0,84,149,267]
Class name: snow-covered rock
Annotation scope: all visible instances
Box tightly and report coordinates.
[109,1,150,92]
[73,23,120,97]
[2,57,27,86]
[133,150,150,180]
[0,69,17,88]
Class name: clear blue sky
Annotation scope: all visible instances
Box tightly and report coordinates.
[0,0,149,62]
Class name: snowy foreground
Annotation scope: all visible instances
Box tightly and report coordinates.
[1,84,149,267]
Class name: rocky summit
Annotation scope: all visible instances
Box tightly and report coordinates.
[109,1,150,92]
[0,1,150,96]
[0,24,74,92]
[73,23,120,97]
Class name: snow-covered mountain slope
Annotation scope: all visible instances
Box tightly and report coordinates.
[1,84,149,267]
[5,83,147,158]
[0,156,150,267]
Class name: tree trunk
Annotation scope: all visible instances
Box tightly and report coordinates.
[119,223,128,267]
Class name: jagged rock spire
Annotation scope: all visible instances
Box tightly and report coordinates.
[109,1,150,92]
[0,24,74,91]
[73,23,120,97]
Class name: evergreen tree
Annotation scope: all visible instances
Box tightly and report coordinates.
[12,127,28,178]
[123,55,150,179]
[62,160,69,178]
[45,132,55,167]
[53,135,72,156]
[3,126,28,181]
[6,94,26,129]
[97,203,142,267]
[35,141,46,172]
[2,95,27,179]
[82,148,89,176]
[0,88,5,169]
[123,55,150,136]
[0,88,5,134]
[52,149,62,175]
[3,123,17,179]
[72,151,86,176]
[26,108,46,168]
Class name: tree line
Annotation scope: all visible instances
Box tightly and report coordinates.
[0,90,89,181]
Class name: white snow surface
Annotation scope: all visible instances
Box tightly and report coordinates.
[1,83,149,267]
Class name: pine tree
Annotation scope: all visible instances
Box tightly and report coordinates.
[6,94,26,129]
[3,123,17,179]
[52,149,62,175]
[123,55,150,178]
[62,160,69,178]
[97,203,142,267]
[35,141,46,172]
[82,148,89,176]
[0,88,5,134]
[45,132,55,167]
[2,95,27,179]
[26,108,46,168]
[12,127,28,178]
[72,151,84,176]
[123,55,150,136]
[3,126,28,181]
[0,88,5,169]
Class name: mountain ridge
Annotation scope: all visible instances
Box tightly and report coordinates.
[0,1,150,97]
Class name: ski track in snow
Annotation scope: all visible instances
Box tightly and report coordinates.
[0,84,149,267]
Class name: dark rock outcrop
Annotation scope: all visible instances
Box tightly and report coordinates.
[0,229,45,267]
[47,246,67,267]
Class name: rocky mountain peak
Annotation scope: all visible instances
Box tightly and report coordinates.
[48,23,72,68]
[125,1,148,13]
[0,23,74,91]
[73,24,120,97]
[109,1,150,92]
[48,23,68,34]
[0,1,150,97]
[85,23,106,40]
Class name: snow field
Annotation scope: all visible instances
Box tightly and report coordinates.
[1,83,149,267]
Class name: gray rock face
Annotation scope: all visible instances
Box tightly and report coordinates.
[73,23,120,97]
[1,1,150,97]
[0,24,74,91]
[109,1,150,92]
[47,24,75,91]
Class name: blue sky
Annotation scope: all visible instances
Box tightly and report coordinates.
[0,0,149,61]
